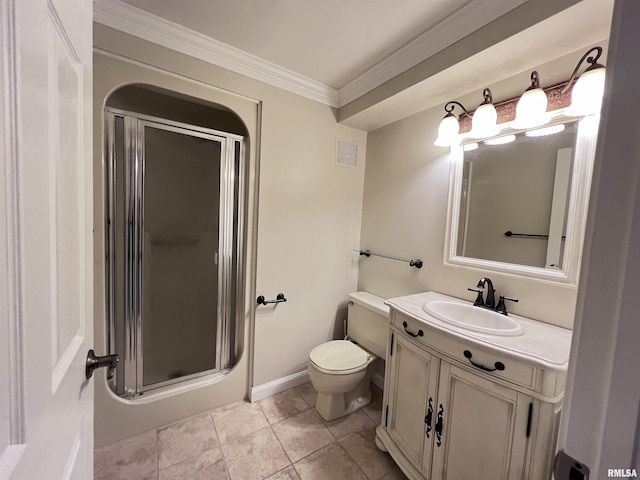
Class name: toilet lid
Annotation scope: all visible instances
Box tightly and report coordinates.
[309,340,369,372]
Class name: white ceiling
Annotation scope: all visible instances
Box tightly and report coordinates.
[117,0,524,89]
[97,0,614,130]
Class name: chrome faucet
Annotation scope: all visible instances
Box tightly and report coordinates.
[476,277,496,309]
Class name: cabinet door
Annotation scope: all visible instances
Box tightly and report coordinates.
[430,363,531,480]
[386,332,440,473]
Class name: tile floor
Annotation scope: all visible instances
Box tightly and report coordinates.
[94,382,408,480]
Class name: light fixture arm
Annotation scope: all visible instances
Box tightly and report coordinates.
[444,101,471,118]
[561,46,604,95]
[526,71,541,91]
[479,88,494,106]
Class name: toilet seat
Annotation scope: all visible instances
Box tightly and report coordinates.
[309,340,371,375]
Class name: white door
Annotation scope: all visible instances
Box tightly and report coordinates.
[0,0,94,479]
[556,0,640,477]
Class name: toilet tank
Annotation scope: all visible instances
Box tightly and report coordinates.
[347,292,389,359]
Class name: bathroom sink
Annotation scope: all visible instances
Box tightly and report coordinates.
[422,301,524,336]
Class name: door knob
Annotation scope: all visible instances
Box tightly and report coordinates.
[86,349,119,380]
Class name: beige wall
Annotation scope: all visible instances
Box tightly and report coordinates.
[357,50,603,329]
[93,24,367,446]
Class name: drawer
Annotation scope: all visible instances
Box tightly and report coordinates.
[392,311,538,392]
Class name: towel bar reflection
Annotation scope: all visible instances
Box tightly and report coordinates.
[355,249,423,269]
[257,293,287,306]
[504,230,566,240]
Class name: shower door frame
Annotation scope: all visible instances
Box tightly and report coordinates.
[104,108,245,397]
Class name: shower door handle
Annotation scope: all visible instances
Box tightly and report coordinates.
[86,349,119,380]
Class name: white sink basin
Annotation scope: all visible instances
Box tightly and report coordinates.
[422,301,524,336]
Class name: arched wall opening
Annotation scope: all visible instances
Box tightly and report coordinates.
[93,54,260,447]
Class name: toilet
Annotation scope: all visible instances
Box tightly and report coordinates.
[308,292,389,421]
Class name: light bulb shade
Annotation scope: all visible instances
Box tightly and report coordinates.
[434,114,460,147]
[470,103,499,139]
[567,67,605,116]
[484,134,516,146]
[525,124,566,138]
[514,88,549,128]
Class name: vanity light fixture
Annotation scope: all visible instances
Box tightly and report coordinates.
[563,46,606,116]
[525,124,566,138]
[484,134,516,146]
[433,45,605,148]
[434,101,470,147]
[514,71,549,128]
[469,88,500,139]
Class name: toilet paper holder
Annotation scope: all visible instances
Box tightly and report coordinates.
[257,293,287,306]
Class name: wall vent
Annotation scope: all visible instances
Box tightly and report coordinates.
[336,140,357,167]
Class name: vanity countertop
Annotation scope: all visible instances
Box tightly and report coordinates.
[386,291,572,371]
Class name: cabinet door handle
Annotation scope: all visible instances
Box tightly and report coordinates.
[402,321,424,338]
[425,397,433,438]
[463,350,505,372]
[435,404,444,447]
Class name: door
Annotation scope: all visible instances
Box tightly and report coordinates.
[557,1,640,477]
[430,363,530,480]
[0,0,94,478]
[386,332,440,475]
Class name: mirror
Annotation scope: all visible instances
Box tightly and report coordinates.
[457,122,577,269]
[445,115,600,284]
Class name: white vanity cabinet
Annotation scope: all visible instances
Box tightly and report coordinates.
[377,292,571,480]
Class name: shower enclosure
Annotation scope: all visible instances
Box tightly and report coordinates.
[104,107,246,398]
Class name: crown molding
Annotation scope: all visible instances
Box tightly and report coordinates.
[337,0,528,107]
[94,0,534,110]
[93,0,339,107]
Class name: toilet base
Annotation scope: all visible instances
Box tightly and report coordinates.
[315,368,374,421]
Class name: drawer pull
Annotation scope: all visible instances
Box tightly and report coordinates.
[463,350,505,372]
[402,321,424,338]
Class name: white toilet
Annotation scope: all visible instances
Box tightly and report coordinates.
[308,292,389,421]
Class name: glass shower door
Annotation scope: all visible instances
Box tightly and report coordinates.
[141,124,222,387]
[105,110,244,397]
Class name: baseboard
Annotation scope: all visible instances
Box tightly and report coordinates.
[372,372,385,391]
[250,370,310,403]
[251,369,385,403]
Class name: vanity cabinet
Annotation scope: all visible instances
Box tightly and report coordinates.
[377,293,571,480]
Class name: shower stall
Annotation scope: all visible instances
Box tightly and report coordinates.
[104,105,246,398]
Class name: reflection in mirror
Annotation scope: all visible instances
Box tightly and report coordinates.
[446,114,599,284]
[456,122,578,269]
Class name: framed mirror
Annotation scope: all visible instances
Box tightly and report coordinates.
[444,114,600,284]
